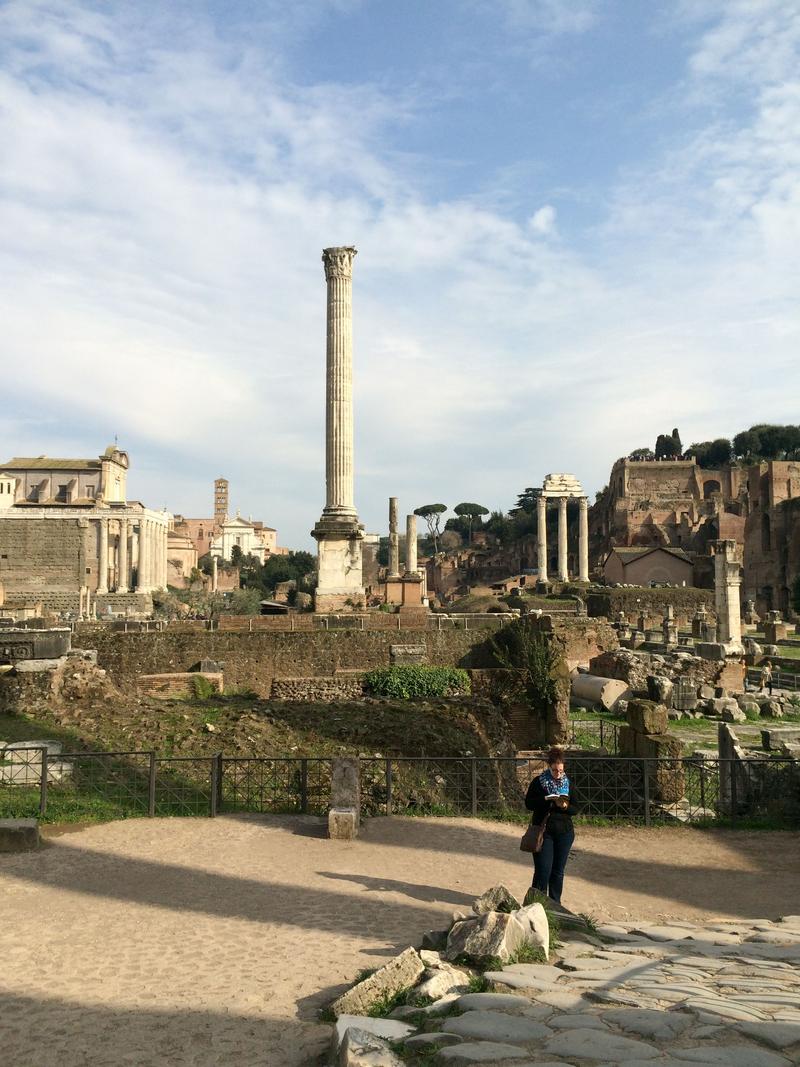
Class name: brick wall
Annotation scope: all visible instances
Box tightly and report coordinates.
[0,517,86,601]
[270,676,365,701]
[72,617,618,698]
[136,672,224,698]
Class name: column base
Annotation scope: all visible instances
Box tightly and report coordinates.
[312,515,365,612]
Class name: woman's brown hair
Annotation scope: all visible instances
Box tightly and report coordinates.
[546,747,565,765]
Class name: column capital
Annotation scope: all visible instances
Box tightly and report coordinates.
[322,246,357,280]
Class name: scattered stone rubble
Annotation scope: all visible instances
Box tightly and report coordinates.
[328,885,800,1066]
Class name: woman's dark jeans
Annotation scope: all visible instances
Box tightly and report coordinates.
[532,829,574,905]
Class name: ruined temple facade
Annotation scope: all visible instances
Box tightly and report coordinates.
[0,447,168,615]
[590,456,800,614]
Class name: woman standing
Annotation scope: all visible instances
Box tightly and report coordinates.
[525,748,578,906]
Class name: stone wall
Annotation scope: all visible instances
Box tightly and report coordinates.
[71,617,617,698]
[270,676,365,701]
[583,586,713,628]
[137,672,224,698]
[0,516,87,608]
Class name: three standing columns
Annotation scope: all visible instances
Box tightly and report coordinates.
[536,495,590,583]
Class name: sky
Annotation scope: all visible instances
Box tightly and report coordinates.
[1,0,799,549]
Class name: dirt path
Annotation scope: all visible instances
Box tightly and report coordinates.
[1,816,798,1066]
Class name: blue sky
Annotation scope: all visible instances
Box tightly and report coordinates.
[1,0,799,548]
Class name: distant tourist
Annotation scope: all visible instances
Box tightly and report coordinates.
[524,747,579,906]
[761,660,773,695]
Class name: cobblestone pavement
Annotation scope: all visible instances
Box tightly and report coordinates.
[387,915,800,1065]
[0,815,798,1066]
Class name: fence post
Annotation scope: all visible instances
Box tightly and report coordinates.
[39,747,48,818]
[385,758,393,815]
[300,759,309,814]
[730,759,738,826]
[600,720,605,748]
[209,754,219,817]
[699,761,706,815]
[148,751,157,817]
[471,758,478,817]
[641,759,651,826]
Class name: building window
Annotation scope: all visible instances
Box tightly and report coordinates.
[56,483,68,501]
[86,485,95,498]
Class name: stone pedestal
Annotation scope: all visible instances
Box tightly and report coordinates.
[711,539,742,651]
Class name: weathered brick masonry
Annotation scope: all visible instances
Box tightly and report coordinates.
[73,618,618,697]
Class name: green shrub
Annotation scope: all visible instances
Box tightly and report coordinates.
[192,675,214,700]
[363,666,471,700]
[744,704,761,720]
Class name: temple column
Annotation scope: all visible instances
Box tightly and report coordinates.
[388,497,400,577]
[578,497,589,582]
[137,518,149,592]
[323,246,357,518]
[97,518,109,594]
[557,496,568,582]
[712,539,743,649]
[312,246,365,611]
[211,555,218,592]
[118,518,129,593]
[537,495,548,582]
[405,514,418,574]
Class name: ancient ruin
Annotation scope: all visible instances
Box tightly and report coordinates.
[311,246,365,611]
[536,474,589,583]
[0,447,169,616]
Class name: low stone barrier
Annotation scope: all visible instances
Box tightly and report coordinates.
[136,672,223,698]
[0,818,40,852]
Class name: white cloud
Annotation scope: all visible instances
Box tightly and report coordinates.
[529,205,557,235]
[0,0,798,546]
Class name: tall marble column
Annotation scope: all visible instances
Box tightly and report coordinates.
[118,518,129,593]
[388,497,400,577]
[137,518,149,593]
[578,497,589,582]
[557,497,568,582]
[537,495,548,582]
[312,246,365,611]
[405,514,418,574]
[97,518,109,594]
[323,246,357,518]
[212,555,218,592]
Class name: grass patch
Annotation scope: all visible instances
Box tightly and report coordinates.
[466,973,489,993]
[366,986,413,1018]
[509,941,547,964]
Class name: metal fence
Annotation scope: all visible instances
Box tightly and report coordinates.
[567,719,620,753]
[745,667,800,692]
[2,747,797,827]
[0,749,327,820]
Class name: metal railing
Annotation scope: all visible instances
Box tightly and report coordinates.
[2,748,797,827]
[567,719,620,753]
[745,667,800,692]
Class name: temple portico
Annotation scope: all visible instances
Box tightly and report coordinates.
[537,473,590,583]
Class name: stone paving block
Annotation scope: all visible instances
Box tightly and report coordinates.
[455,994,551,1018]
[445,1010,551,1044]
[437,1041,541,1064]
[544,1026,660,1060]
[403,1032,463,1049]
[484,971,556,992]
[672,1045,790,1067]
[548,1012,608,1030]
[0,818,40,852]
[601,1007,693,1040]
[738,1021,800,1050]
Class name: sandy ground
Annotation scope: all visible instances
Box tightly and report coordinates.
[1,815,798,1066]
